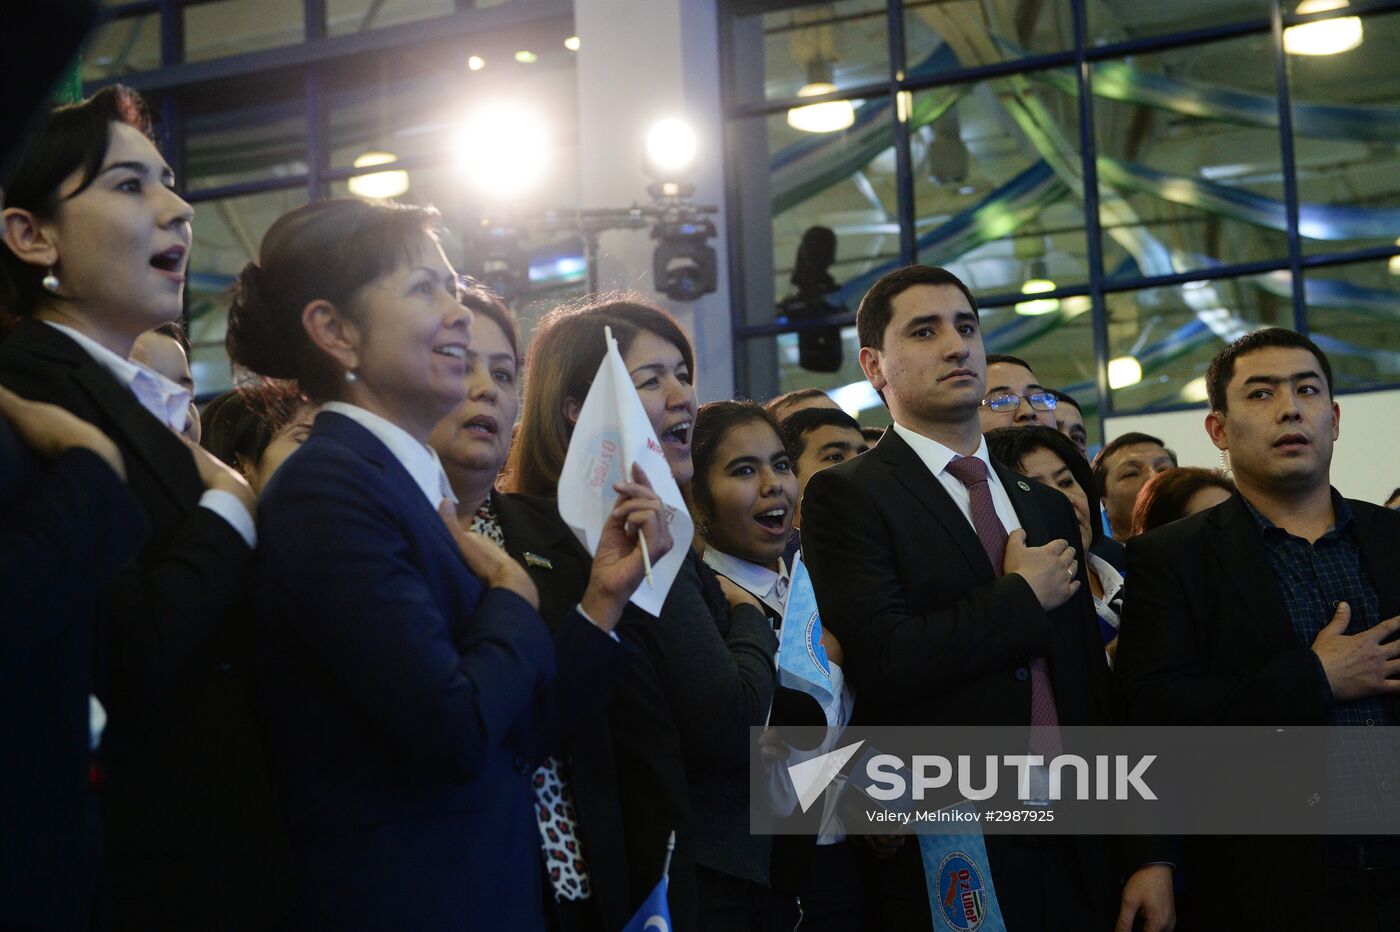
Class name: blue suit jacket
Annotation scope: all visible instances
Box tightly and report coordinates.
[253,411,627,930]
[0,421,147,929]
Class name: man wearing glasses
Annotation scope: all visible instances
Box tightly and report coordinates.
[977,353,1057,432]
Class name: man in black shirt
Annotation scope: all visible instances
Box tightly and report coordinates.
[1116,327,1400,931]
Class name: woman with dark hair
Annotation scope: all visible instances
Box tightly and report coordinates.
[200,381,315,494]
[1131,467,1235,537]
[689,400,866,930]
[986,426,1125,658]
[689,401,798,616]
[227,199,668,931]
[506,296,779,932]
[428,283,631,931]
[0,86,294,927]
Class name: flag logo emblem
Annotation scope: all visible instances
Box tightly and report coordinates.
[583,430,623,490]
[936,852,989,931]
[803,610,831,678]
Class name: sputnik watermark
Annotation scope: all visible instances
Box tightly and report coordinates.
[788,745,1155,823]
[757,725,1400,836]
[863,753,1156,802]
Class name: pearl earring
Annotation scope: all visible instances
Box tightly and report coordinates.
[345,369,357,383]
[42,269,60,293]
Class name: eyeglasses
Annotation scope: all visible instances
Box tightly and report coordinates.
[980,391,1057,414]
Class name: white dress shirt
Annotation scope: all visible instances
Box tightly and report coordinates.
[1088,553,1124,631]
[42,321,256,549]
[1088,552,1125,669]
[46,322,192,432]
[894,424,1053,801]
[890,423,1023,536]
[318,405,628,644]
[321,402,457,509]
[702,548,790,618]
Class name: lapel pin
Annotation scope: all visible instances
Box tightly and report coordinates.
[523,553,554,570]
[1017,480,1031,492]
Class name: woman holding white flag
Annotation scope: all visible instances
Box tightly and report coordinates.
[225,200,669,931]
[506,296,779,932]
[429,282,650,932]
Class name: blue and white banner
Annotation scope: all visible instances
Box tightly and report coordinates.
[919,805,1007,932]
[777,555,850,729]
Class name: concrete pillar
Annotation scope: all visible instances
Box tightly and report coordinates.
[573,0,734,401]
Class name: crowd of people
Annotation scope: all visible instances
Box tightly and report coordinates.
[3,85,1399,932]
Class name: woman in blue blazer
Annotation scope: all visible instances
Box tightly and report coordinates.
[226,199,669,930]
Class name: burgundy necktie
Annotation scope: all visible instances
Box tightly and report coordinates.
[945,455,1061,755]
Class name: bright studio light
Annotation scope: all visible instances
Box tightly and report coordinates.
[564,36,581,51]
[514,50,538,64]
[1182,376,1210,403]
[1014,278,1060,316]
[347,151,409,199]
[786,83,856,134]
[645,118,698,176]
[1284,0,1363,56]
[1108,355,1144,390]
[467,55,485,71]
[1389,238,1400,276]
[458,105,549,199]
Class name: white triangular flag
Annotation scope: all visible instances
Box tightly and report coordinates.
[558,327,693,615]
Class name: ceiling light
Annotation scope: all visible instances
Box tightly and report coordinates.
[467,55,485,71]
[564,36,580,51]
[458,105,549,199]
[1389,238,1400,276]
[786,83,855,134]
[1284,0,1363,56]
[645,118,698,176]
[1182,376,1210,403]
[1015,277,1060,316]
[347,151,409,199]
[514,50,538,64]
[1108,355,1144,390]
[786,59,855,134]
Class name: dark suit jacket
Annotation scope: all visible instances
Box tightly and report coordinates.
[0,422,147,930]
[253,413,629,931]
[1115,490,1400,929]
[0,318,294,928]
[493,491,634,931]
[800,428,1126,925]
[606,550,779,932]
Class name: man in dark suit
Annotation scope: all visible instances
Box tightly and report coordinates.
[1116,328,1400,930]
[801,265,1174,931]
[0,387,147,930]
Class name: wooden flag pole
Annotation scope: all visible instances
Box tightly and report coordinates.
[605,326,655,589]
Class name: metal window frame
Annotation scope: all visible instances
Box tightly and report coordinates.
[720,0,1400,422]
